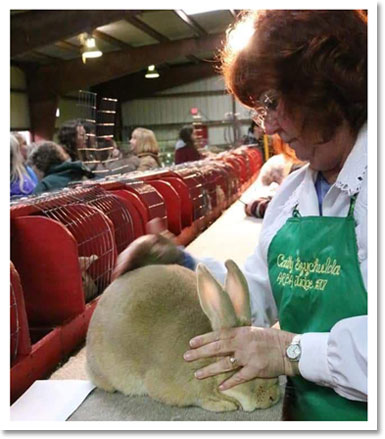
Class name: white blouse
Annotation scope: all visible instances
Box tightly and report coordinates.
[201,124,368,402]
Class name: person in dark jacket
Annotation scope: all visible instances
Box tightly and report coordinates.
[174,125,203,165]
[29,141,94,194]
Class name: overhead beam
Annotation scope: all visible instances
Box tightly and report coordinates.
[11,10,139,57]
[124,15,169,43]
[126,14,202,65]
[29,33,225,96]
[54,40,80,52]
[92,30,133,50]
[92,61,220,102]
[173,10,208,37]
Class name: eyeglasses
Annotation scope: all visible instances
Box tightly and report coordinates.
[250,89,280,129]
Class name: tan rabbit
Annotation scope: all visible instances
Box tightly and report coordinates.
[86,260,280,412]
[78,255,98,302]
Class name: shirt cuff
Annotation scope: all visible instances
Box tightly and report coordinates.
[177,247,197,271]
[299,332,333,388]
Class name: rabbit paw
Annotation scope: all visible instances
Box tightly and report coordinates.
[200,397,239,412]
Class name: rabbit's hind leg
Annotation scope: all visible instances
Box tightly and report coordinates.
[86,361,116,393]
[199,397,239,412]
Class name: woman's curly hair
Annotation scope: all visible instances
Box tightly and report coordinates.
[29,141,68,175]
[221,10,367,142]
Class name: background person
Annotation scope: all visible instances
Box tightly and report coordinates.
[12,131,30,162]
[112,10,368,422]
[174,125,203,165]
[57,119,87,161]
[29,141,94,194]
[10,134,37,198]
[130,127,161,172]
[94,137,140,176]
[243,135,305,218]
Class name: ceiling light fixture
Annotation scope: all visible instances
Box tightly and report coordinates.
[145,65,160,79]
[80,33,102,64]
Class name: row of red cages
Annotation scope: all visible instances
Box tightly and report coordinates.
[10,145,263,403]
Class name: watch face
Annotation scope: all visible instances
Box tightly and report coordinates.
[287,344,301,360]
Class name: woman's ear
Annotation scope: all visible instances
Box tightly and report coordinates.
[196,264,237,331]
[224,260,251,326]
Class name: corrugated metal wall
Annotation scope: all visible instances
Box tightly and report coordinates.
[121,76,252,151]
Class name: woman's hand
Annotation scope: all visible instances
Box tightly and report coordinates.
[111,218,182,281]
[244,202,255,216]
[183,326,299,391]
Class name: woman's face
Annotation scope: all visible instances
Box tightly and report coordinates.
[253,125,264,139]
[19,138,28,161]
[263,100,355,174]
[76,125,87,149]
[130,131,139,153]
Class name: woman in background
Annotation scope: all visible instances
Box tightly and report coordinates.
[10,134,37,198]
[174,125,203,165]
[29,141,93,194]
[57,119,87,161]
[130,127,161,171]
[243,135,305,218]
[12,132,30,162]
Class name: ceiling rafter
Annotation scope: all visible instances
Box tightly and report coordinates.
[54,40,80,52]
[124,15,169,43]
[173,10,208,37]
[28,33,225,96]
[92,30,133,51]
[124,14,200,65]
[11,10,141,57]
[31,51,62,62]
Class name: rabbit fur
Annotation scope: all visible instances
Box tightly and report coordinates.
[79,255,98,302]
[86,260,280,412]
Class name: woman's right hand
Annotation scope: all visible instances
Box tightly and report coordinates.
[111,218,182,281]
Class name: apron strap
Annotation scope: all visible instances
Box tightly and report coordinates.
[292,194,358,218]
[292,204,301,218]
[348,193,358,217]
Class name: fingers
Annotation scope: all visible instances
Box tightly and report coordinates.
[184,331,236,362]
[189,331,218,348]
[188,327,235,349]
[111,248,132,281]
[184,341,229,362]
[218,369,252,391]
[111,235,157,281]
[194,355,242,380]
[146,217,166,235]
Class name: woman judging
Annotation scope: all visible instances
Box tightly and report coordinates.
[112,10,368,421]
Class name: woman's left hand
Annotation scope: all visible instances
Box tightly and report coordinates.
[183,326,299,391]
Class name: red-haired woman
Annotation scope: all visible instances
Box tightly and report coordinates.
[112,10,368,421]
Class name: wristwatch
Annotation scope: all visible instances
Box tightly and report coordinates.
[286,334,302,362]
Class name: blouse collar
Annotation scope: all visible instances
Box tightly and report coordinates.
[285,123,368,214]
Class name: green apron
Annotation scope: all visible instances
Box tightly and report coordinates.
[267,196,367,421]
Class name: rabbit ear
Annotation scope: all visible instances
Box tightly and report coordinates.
[196,263,238,331]
[224,260,251,326]
[79,254,98,272]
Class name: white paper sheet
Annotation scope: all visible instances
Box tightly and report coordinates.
[10,380,96,421]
